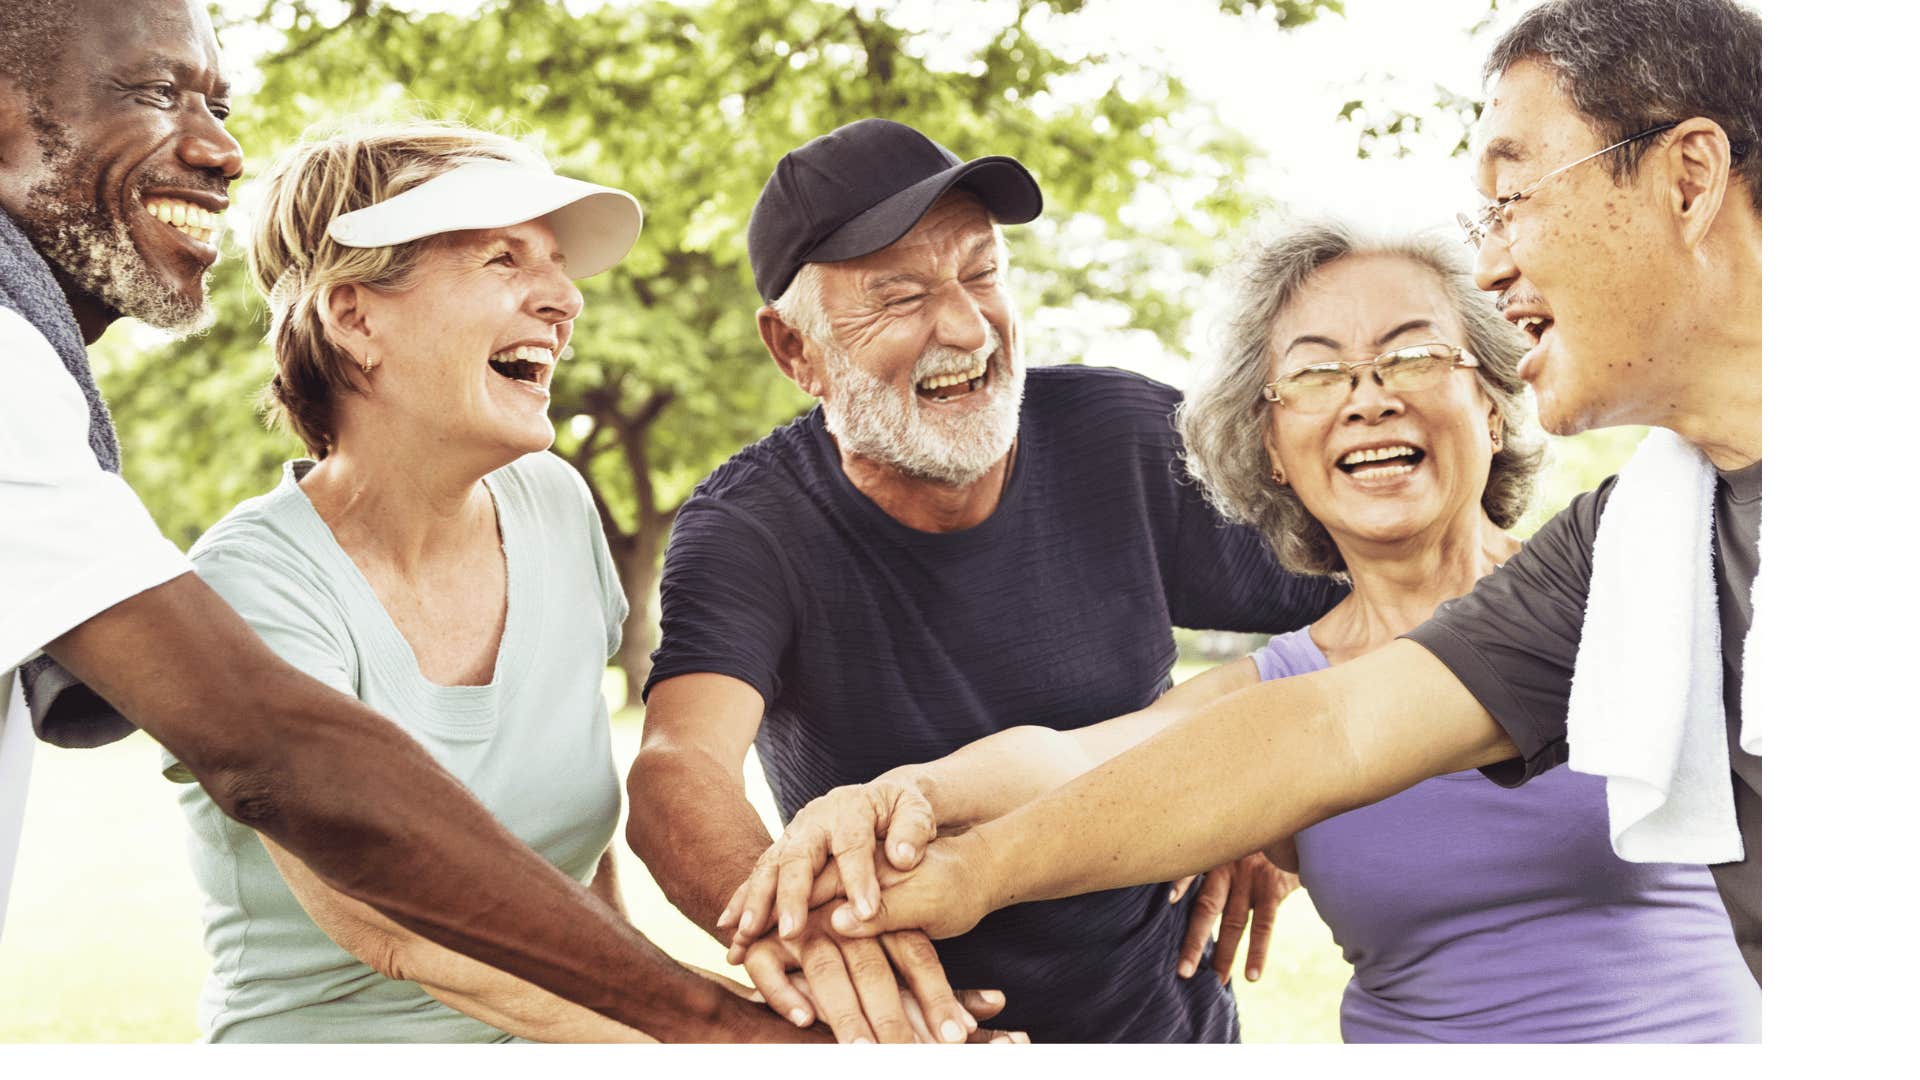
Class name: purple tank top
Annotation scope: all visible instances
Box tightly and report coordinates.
[1253,628,1758,1042]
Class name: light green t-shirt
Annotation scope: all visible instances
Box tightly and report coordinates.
[164,452,627,1043]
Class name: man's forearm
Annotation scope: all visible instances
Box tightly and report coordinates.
[971,641,1512,908]
[47,575,817,1042]
[626,741,776,938]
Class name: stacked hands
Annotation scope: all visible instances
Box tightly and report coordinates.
[717,774,1299,1043]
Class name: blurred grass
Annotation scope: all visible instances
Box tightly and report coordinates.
[0,679,1348,1043]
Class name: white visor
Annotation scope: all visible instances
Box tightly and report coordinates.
[326,161,642,279]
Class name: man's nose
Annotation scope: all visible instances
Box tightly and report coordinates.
[1471,230,1518,296]
[929,282,991,355]
[178,107,244,181]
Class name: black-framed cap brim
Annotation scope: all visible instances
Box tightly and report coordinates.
[803,155,1042,266]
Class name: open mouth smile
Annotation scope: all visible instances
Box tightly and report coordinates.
[142,196,222,247]
[1336,443,1425,481]
[487,344,556,397]
[915,357,990,403]
[1506,311,1556,382]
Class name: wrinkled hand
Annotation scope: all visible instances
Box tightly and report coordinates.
[826,830,998,943]
[719,778,938,956]
[779,971,1030,1044]
[1168,853,1299,984]
[738,903,991,1044]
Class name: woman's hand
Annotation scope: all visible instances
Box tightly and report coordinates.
[718,776,939,956]
[1169,852,1300,984]
[827,829,1001,943]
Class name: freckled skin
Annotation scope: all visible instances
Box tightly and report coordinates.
[0,0,242,342]
[1466,60,1761,470]
[1263,254,1500,558]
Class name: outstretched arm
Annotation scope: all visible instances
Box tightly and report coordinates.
[720,658,1263,949]
[46,575,816,1042]
[628,672,982,1044]
[830,640,1513,939]
[261,841,657,1043]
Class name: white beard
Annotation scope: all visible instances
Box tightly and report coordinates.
[820,326,1024,489]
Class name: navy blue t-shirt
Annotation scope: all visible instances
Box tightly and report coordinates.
[646,364,1343,1042]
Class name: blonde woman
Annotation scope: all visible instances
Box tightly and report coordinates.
[169,124,1006,1043]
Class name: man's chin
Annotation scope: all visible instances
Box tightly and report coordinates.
[98,273,215,337]
[138,294,216,337]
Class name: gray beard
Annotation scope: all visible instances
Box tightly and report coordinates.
[18,132,212,334]
[820,327,1023,489]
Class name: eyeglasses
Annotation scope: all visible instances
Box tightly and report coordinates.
[1260,342,1480,412]
[1456,122,1679,249]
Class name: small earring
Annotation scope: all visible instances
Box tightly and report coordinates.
[1490,424,1503,451]
[1270,468,1289,487]
[361,352,376,375]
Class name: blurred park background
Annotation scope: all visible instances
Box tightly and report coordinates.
[3,0,1666,1042]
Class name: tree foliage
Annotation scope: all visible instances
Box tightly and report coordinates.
[101,0,1338,688]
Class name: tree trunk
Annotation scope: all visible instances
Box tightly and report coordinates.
[612,517,669,709]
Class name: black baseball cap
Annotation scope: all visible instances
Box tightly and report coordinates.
[748,118,1044,302]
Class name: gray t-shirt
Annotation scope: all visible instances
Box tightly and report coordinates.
[1405,461,1762,982]
[162,452,628,1042]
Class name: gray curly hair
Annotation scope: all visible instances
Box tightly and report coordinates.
[1177,219,1546,578]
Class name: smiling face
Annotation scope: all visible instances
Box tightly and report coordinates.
[0,0,242,334]
[1468,59,1691,435]
[809,192,1024,488]
[1263,254,1499,554]
[336,219,582,466]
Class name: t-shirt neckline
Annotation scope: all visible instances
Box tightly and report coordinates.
[805,407,1029,546]
[280,458,529,706]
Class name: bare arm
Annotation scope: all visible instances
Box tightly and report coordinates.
[907,659,1261,828]
[625,673,781,937]
[46,575,815,1042]
[628,672,984,1044]
[833,640,1516,939]
[722,658,1261,943]
[588,843,629,920]
[260,838,654,1043]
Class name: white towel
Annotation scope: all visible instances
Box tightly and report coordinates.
[1566,427,1745,865]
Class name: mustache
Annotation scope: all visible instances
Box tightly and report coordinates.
[1495,289,1545,314]
[912,326,1005,380]
[131,165,229,200]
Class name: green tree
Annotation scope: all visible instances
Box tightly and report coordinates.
[102,0,1338,691]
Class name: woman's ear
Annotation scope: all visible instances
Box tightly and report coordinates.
[1488,400,1505,452]
[1262,423,1288,487]
[319,282,376,364]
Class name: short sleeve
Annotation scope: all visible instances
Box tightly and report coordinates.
[563,462,628,661]
[641,497,797,705]
[1167,467,1345,635]
[160,542,357,783]
[1402,480,1614,786]
[0,311,190,673]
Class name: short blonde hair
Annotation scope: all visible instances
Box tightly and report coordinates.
[248,121,548,457]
